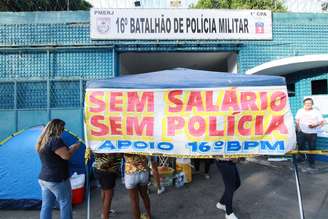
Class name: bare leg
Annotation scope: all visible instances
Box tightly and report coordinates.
[138,185,151,219]
[128,188,140,219]
[102,189,113,219]
[151,161,161,189]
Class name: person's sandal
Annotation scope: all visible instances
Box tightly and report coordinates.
[140,213,150,219]
[157,186,165,195]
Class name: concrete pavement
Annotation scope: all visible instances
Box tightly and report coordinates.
[1,159,328,219]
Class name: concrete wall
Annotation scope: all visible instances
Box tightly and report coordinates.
[1,11,328,141]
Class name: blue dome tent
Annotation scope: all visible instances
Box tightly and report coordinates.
[0,125,87,209]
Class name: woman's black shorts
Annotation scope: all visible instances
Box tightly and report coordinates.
[93,168,117,190]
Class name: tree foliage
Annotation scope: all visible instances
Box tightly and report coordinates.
[192,0,287,12]
[322,1,328,11]
[0,0,92,12]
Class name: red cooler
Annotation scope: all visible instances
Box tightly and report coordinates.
[70,172,85,205]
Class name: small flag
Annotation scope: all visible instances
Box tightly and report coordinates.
[255,22,264,34]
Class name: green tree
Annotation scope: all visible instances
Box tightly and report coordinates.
[192,0,287,12]
[0,0,91,12]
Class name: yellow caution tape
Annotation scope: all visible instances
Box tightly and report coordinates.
[92,151,258,159]
[0,129,25,145]
[287,150,328,155]
[86,150,328,159]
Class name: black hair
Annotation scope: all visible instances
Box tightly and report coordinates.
[303,98,314,104]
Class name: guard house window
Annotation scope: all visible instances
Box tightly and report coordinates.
[287,83,295,97]
[134,1,141,7]
[311,79,327,95]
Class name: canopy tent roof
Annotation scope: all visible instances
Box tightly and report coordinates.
[87,68,286,89]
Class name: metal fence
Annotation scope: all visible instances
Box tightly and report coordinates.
[1,11,328,141]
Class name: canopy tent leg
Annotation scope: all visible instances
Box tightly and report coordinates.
[86,164,91,219]
[292,155,305,219]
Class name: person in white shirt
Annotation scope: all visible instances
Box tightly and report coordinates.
[295,98,324,169]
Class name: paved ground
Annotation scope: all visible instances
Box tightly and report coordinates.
[1,159,328,219]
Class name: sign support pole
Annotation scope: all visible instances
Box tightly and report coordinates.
[292,155,305,219]
[86,164,90,219]
[83,122,91,219]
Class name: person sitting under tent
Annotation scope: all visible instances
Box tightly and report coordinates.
[193,158,212,180]
[124,154,152,219]
[36,119,80,219]
[93,153,122,219]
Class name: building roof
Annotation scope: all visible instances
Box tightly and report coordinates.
[246,54,328,75]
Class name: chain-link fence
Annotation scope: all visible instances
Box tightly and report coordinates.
[0,49,113,111]
[0,80,84,110]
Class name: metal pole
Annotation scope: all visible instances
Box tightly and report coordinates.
[79,79,84,139]
[14,80,17,131]
[84,124,91,219]
[47,50,51,120]
[292,155,305,219]
[67,0,69,11]
[86,163,91,219]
